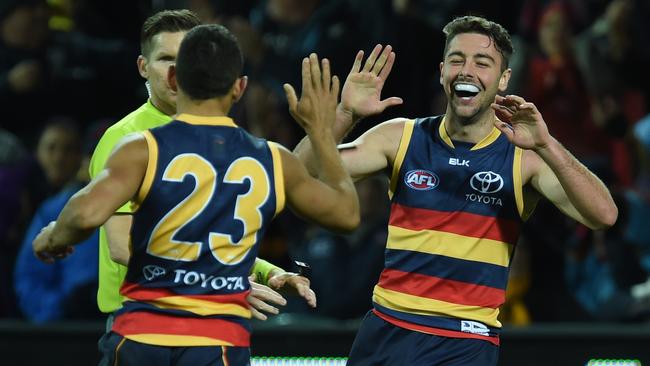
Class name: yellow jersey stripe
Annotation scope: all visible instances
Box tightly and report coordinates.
[389,120,415,199]
[387,225,511,267]
[373,286,501,327]
[438,116,502,150]
[176,114,237,127]
[471,126,501,150]
[125,334,234,347]
[134,130,159,211]
[267,142,286,216]
[123,296,251,318]
[513,146,524,218]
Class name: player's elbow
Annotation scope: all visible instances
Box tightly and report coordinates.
[69,196,110,230]
[332,199,361,233]
[593,203,618,230]
[585,202,618,230]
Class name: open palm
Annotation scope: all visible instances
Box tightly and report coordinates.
[492,95,551,150]
[340,44,402,119]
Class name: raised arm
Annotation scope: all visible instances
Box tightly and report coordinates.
[294,44,402,176]
[33,135,148,262]
[492,94,618,229]
[280,54,359,232]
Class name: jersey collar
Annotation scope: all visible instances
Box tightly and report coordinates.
[439,116,501,151]
[176,113,237,127]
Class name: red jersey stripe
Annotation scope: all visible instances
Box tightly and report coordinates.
[388,203,519,244]
[121,282,249,306]
[378,268,505,308]
[113,311,250,346]
[373,309,500,346]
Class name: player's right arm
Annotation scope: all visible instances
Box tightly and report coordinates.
[89,127,134,265]
[293,44,402,177]
[280,54,359,232]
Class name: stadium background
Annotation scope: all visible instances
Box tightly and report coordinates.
[1,0,649,364]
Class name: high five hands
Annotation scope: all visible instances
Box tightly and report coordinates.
[283,53,340,135]
[341,44,403,120]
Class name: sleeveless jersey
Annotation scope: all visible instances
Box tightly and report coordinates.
[372,116,529,346]
[112,114,285,347]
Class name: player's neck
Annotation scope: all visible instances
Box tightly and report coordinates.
[443,110,496,144]
[176,95,231,117]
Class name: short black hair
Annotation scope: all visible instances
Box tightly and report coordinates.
[140,9,201,58]
[176,24,243,100]
[442,16,514,71]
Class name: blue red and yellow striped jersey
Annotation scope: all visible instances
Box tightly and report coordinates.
[373,115,531,346]
[112,114,285,347]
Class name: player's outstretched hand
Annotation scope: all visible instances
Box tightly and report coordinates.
[340,44,402,120]
[268,272,316,308]
[247,274,287,321]
[492,94,552,151]
[32,221,74,263]
[284,53,340,135]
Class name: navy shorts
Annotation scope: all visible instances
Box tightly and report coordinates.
[98,331,250,366]
[347,311,499,366]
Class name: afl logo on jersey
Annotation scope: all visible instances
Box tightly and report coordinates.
[470,171,504,194]
[405,169,439,191]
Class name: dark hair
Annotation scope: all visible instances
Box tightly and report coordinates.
[176,24,243,100]
[442,16,514,70]
[140,9,201,58]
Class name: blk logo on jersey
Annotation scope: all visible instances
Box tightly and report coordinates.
[405,169,439,191]
[448,157,470,167]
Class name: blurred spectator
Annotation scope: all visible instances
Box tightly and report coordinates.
[0,0,143,141]
[27,117,82,211]
[499,238,532,326]
[0,129,30,317]
[13,121,109,323]
[515,2,612,163]
[564,195,650,321]
[623,114,650,312]
[290,178,389,319]
[0,0,54,141]
[575,0,650,186]
[248,0,373,99]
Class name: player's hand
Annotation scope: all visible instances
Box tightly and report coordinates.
[32,221,74,263]
[492,95,552,151]
[284,53,340,135]
[247,274,287,321]
[268,272,316,308]
[340,44,402,121]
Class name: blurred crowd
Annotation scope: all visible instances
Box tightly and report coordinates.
[1,0,650,326]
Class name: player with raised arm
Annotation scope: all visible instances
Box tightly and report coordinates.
[295,15,617,365]
[34,24,358,365]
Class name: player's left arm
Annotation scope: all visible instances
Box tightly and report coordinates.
[33,134,148,262]
[493,94,618,229]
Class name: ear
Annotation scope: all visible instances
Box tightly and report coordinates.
[167,64,178,93]
[137,55,147,79]
[232,76,248,103]
[498,68,512,92]
[439,61,444,86]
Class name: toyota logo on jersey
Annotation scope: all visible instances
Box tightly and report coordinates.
[405,169,439,191]
[470,171,504,194]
